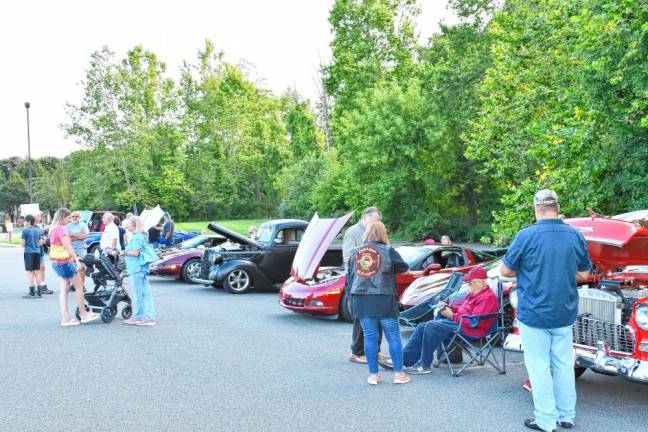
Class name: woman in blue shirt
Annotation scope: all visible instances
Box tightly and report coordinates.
[123,216,156,326]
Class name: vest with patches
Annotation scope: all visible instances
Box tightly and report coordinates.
[349,241,397,296]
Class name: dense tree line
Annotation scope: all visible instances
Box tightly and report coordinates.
[2,0,645,243]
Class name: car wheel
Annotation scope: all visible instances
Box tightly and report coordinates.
[339,289,353,322]
[574,366,587,379]
[181,258,202,284]
[223,269,252,294]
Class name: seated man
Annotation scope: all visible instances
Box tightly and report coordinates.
[401,267,499,374]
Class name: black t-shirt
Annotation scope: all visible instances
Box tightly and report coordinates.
[148,226,161,242]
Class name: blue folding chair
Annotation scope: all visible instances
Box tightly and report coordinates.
[434,281,507,377]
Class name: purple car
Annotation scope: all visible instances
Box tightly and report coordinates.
[149,235,226,283]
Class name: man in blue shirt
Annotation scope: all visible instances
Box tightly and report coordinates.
[500,190,591,432]
[161,212,175,247]
[21,215,44,299]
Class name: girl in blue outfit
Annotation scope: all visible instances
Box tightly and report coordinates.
[123,216,156,326]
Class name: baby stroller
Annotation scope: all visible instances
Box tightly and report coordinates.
[77,251,132,323]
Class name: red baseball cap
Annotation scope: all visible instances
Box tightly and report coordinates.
[463,267,488,282]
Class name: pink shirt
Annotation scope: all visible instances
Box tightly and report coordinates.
[50,225,74,263]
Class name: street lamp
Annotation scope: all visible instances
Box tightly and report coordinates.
[24,102,33,203]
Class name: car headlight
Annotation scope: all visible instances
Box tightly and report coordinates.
[509,289,518,309]
[204,250,222,265]
[635,305,648,331]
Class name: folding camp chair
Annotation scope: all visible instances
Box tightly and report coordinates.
[434,281,507,377]
[399,272,465,329]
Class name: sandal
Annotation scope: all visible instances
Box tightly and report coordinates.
[378,353,391,361]
[367,374,380,385]
[80,312,100,324]
[350,354,368,364]
[60,319,80,327]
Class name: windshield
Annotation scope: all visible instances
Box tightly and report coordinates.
[396,246,430,266]
[256,226,273,244]
[179,236,207,249]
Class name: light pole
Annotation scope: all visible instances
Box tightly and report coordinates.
[24,102,33,203]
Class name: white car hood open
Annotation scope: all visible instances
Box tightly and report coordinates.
[290,212,353,280]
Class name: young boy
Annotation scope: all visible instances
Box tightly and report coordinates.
[21,215,45,299]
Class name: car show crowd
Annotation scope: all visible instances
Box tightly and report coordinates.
[18,208,177,327]
[17,189,647,432]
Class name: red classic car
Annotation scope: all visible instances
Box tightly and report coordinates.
[504,212,648,383]
[279,214,497,321]
[149,235,226,283]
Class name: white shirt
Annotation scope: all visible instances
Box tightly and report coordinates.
[100,222,120,250]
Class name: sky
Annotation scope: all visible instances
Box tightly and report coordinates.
[0,0,456,159]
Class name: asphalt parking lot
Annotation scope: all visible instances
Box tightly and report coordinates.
[1,246,646,432]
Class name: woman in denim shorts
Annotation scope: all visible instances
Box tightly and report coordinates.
[49,208,100,327]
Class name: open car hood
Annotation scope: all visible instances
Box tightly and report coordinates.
[290,212,353,280]
[566,216,648,274]
[207,222,262,249]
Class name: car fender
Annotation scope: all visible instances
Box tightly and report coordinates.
[214,260,273,289]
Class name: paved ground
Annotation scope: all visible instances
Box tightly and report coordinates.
[1,246,646,432]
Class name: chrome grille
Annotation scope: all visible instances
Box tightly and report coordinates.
[572,316,635,353]
[577,288,621,324]
[200,252,211,279]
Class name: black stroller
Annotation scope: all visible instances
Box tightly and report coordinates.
[76,252,132,323]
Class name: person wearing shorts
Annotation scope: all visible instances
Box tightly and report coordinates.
[67,211,89,283]
[34,212,53,294]
[21,215,44,299]
[49,208,100,327]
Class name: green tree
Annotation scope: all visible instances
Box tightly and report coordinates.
[179,41,289,219]
[64,45,189,218]
[465,0,647,243]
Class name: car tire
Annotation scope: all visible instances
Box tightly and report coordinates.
[339,289,353,322]
[181,258,202,284]
[574,366,587,379]
[223,269,252,294]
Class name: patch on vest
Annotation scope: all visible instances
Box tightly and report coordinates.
[355,247,382,278]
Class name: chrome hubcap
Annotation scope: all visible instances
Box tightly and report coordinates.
[187,262,201,280]
[228,270,249,291]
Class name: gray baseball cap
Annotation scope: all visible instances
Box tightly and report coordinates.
[534,189,559,205]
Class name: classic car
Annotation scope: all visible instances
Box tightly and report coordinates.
[156,234,225,257]
[503,212,648,383]
[279,218,497,321]
[195,218,343,294]
[149,235,227,283]
[86,229,197,255]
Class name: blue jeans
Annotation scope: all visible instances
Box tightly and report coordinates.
[129,271,155,320]
[359,317,403,374]
[518,321,576,431]
[403,318,460,368]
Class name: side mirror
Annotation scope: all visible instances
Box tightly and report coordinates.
[423,263,442,275]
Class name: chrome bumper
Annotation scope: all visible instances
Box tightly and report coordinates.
[575,341,648,384]
[193,278,215,286]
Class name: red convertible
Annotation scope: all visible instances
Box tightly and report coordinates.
[279,214,496,321]
[504,211,648,383]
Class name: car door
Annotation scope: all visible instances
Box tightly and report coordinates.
[259,227,304,283]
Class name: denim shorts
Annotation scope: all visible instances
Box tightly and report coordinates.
[52,261,78,280]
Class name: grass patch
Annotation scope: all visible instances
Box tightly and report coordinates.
[176,219,267,236]
[0,233,22,245]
